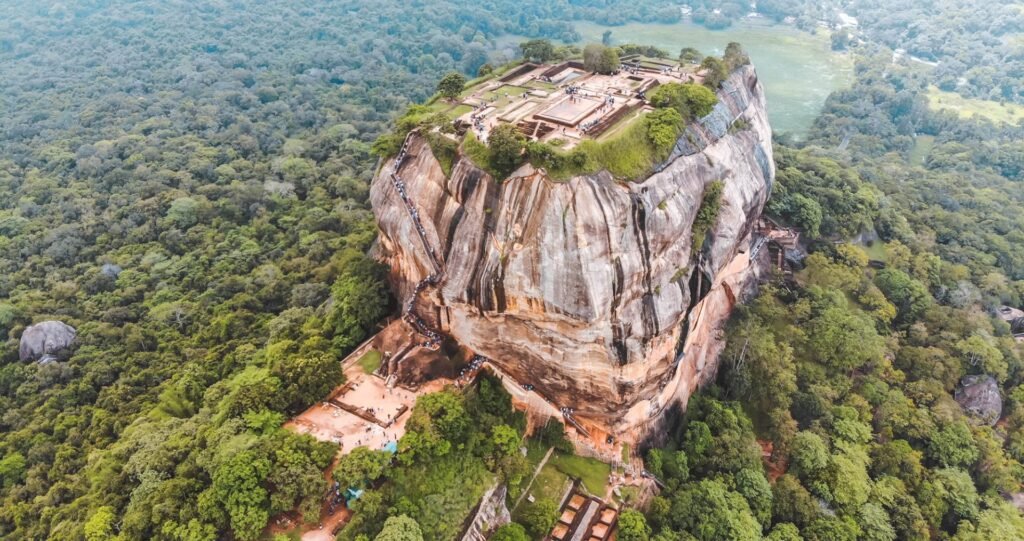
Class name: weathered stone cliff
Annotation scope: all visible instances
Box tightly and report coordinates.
[371,65,774,441]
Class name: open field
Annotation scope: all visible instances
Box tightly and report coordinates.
[512,462,571,527]
[356,349,382,374]
[926,85,1024,124]
[908,134,935,165]
[548,453,612,496]
[574,19,854,136]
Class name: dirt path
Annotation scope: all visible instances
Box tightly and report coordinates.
[514,446,554,509]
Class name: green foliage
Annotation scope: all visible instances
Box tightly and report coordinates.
[679,47,703,64]
[926,421,979,469]
[802,516,861,541]
[734,468,773,529]
[202,450,272,541]
[535,417,574,453]
[84,506,116,541]
[690,180,724,253]
[766,523,802,541]
[327,250,392,352]
[340,384,515,541]
[335,447,392,489]
[647,83,719,119]
[617,509,652,541]
[399,390,470,463]
[437,72,467,100]
[684,396,762,476]
[375,515,424,541]
[874,268,931,327]
[487,123,527,178]
[519,498,558,539]
[699,56,728,89]
[723,42,751,71]
[772,474,818,528]
[547,453,611,496]
[583,44,620,73]
[805,289,885,372]
[618,44,670,58]
[490,522,529,541]
[790,432,829,481]
[218,367,286,419]
[520,39,556,63]
[857,503,896,541]
[0,453,26,489]
[271,350,343,412]
[669,478,762,541]
[767,146,880,238]
[955,334,1007,382]
[644,107,684,151]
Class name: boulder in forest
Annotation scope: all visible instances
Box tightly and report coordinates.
[101,263,122,278]
[18,320,77,363]
[954,374,1002,426]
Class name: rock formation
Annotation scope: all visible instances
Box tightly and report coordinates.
[19,320,77,363]
[460,483,511,541]
[371,65,774,442]
[955,375,1002,426]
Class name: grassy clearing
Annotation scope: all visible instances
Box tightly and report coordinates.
[595,109,644,142]
[449,104,473,118]
[548,453,611,496]
[526,79,557,91]
[863,241,887,262]
[479,85,531,109]
[926,85,1024,124]
[510,440,555,503]
[908,134,934,165]
[525,439,549,465]
[517,462,570,509]
[356,349,382,374]
[482,85,530,99]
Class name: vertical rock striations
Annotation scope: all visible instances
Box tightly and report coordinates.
[371,66,774,441]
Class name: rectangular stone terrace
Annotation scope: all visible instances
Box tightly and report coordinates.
[450,56,704,150]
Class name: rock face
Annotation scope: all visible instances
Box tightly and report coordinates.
[955,375,1002,426]
[19,320,77,363]
[371,66,774,441]
[460,483,511,541]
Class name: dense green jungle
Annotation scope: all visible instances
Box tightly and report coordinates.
[1,1,1023,540]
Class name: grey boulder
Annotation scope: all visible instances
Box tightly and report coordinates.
[19,320,77,363]
[955,374,1002,426]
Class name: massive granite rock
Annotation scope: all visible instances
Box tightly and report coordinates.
[371,66,774,441]
[19,320,77,363]
[955,375,1002,426]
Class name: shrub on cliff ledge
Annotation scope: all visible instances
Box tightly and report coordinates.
[645,107,684,151]
[648,83,719,119]
[691,180,724,252]
[700,56,728,89]
[488,123,527,176]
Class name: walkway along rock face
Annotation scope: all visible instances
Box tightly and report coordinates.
[370,65,775,443]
